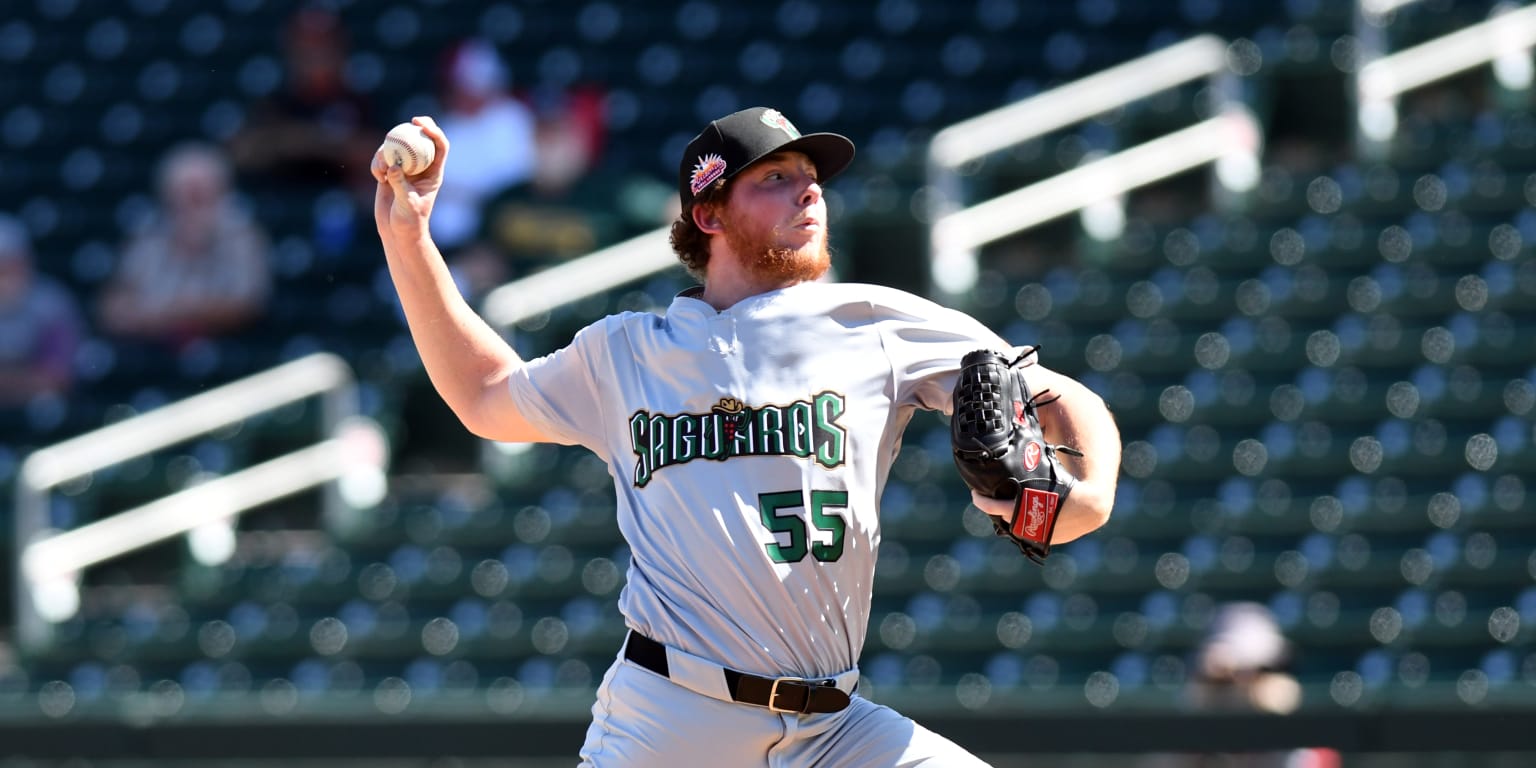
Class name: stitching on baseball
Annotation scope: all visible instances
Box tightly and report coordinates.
[386,135,422,170]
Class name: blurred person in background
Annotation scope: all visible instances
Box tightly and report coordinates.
[430,38,538,253]
[0,214,84,408]
[1142,602,1339,768]
[227,4,378,200]
[482,88,612,271]
[1187,602,1302,715]
[481,86,673,276]
[97,142,272,348]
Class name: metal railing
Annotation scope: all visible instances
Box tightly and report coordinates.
[11,352,386,652]
[1355,1,1536,156]
[480,38,1254,316]
[482,227,675,329]
[930,109,1261,267]
[926,34,1257,299]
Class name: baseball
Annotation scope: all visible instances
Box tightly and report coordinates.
[379,122,435,176]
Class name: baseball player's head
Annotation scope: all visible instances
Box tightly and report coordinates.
[669,107,855,283]
[156,142,232,211]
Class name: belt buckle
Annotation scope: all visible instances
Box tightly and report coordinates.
[768,676,837,714]
[768,677,811,714]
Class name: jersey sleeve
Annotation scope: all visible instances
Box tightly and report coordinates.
[877,297,1010,415]
[505,318,614,449]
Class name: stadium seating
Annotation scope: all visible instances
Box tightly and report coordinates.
[2,0,1533,734]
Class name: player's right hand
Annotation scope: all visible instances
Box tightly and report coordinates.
[373,115,449,241]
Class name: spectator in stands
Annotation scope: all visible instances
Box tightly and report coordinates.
[481,87,673,275]
[379,84,673,329]
[97,142,272,347]
[430,38,538,252]
[1139,602,1339,768]
[0,214,84,408]
[480,89,610,270]
[1187,602,1301,715]
[227,4,378,200]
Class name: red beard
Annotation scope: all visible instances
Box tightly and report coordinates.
[722,211,831,284]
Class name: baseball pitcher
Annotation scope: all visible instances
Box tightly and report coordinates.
[374,106,1121,767]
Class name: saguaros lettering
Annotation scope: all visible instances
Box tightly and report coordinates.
[629,393,848,487]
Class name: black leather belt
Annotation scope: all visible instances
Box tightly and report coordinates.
[624,630,852,714]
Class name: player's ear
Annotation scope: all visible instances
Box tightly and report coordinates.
[692,202,724,235]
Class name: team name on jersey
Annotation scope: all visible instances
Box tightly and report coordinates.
[628,393,848,487]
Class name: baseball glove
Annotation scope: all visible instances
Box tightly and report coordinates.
[951,347,1082,564]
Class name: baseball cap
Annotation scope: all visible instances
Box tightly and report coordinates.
[1197,602,1289,674]
[677,107,855,207]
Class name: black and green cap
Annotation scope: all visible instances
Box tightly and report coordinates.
[677,106,855,207]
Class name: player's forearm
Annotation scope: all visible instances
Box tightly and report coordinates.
[1051,478,1114,543]
[1038,375,1121,541]
[382,232,526,435]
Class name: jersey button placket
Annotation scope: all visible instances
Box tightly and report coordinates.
[707,314,737,355]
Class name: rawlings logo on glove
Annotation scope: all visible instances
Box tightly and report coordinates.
[951,348,1082,564]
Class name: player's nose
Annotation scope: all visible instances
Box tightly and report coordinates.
[798,179,822,207]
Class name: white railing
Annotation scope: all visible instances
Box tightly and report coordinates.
[1356,1,1536,155]
[482,227,675,328]
[481,2,1536,313]
[12,352,387,651]
[926,34,1254,298]
[931,109,1261,266]
[1360,0,1423,17]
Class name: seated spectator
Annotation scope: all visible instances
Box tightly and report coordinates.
[483,93,612,268]
[431,38,538,252]
[226,4,378,200]
[480,87,671,275]
[1187,602,1300,715]
[0,214,84,408]
[1134,602,1340,768]
[97,142,272,348]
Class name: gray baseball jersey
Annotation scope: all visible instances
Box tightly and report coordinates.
[508,280,1008,681]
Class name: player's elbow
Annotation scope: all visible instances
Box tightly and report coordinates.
[1053,482,1115,544]
[455,383,553,444]
[1076,481,1116,532]
[1083,486,1115,532]
[458,409,546,444]
[458,412,511,442]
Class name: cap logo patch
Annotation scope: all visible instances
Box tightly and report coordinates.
[760,109,801,139]
[689,153,727,196]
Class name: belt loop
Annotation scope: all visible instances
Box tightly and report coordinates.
[624,630,670,678]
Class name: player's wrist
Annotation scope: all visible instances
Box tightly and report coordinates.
[386,223,434,247]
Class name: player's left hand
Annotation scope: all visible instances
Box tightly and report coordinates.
[951,348,1082,563]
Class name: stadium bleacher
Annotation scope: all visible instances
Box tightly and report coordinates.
[1,0,1534,763]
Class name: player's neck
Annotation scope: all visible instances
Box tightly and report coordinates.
[699,251,805,311]
[701,275,803,311]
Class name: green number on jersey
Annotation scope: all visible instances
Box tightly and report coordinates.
[758,489,848,563]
